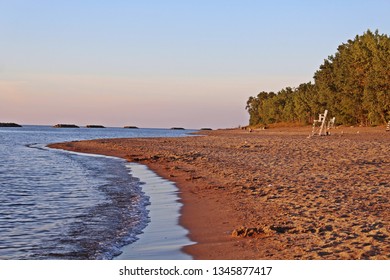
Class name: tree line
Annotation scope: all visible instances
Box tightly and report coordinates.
[246,30,390,126]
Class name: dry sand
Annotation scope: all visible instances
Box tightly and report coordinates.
[49,126,390,260]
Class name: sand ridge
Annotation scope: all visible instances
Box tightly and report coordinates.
[49,126,390,259]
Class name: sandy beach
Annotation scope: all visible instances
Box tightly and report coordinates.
[49,126,390,260]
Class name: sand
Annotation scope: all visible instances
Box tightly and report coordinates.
[48,126,390,260]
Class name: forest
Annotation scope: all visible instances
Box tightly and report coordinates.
[246,30,390,126]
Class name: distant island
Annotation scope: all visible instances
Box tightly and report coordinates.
[53,124,80,128]
[171,127,185,130]
[0,122,22,127]
[124,126,139,129]
[86,125,105,128]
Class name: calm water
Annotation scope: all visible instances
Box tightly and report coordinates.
[0,125,195,260]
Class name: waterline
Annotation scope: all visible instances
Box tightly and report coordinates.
[115,163,194,260]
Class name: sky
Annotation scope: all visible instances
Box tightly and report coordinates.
[1,0,390,129]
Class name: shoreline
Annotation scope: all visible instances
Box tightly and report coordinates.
[49,126,390,260]
[45,146,193,260]
[115,163,193,260]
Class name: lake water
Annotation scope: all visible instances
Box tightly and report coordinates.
[0,125,195,260]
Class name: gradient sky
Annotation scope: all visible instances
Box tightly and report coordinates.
[1,0,389,129]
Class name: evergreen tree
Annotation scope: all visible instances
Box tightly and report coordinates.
[247,30,390,126]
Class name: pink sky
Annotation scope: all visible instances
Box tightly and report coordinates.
[0,73,305,129]
[2,1,387,129]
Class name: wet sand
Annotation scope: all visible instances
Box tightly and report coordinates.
[49,126,390,260]
[115,163,193,260]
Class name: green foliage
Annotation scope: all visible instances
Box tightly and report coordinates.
[247,30,390,126]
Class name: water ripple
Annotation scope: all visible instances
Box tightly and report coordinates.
[0,126,194,259]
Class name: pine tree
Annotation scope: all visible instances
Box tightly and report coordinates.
[246,30,390,126]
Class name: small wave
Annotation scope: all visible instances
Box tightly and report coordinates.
[1,126,195,260]
[25,147,151,260]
